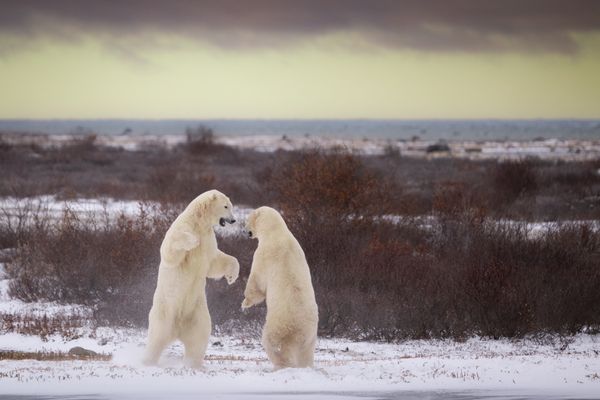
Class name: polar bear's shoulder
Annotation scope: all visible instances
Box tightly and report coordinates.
[164,227,200,251]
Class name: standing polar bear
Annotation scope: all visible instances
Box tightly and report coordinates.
[144,190,239,367]
[242,206,318,369]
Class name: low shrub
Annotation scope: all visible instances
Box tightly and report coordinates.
[0,312,92,341]
[3,148,600,340]
[493,159,539,203]
[6,204,170,326]
[257,149,600,340]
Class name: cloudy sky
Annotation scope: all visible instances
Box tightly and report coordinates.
[1,0,599,119]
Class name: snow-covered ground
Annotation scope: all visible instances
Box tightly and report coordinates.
[1,249,600,397]
[1,326,600,397]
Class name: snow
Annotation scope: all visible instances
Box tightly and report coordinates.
[0,263,92,318]
[0,195,150,218]
[3,256,600,396]
[0,195,253,237]
[0,327,600,396]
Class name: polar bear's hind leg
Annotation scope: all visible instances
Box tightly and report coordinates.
[263,332,299,369]
[179,308,211,368]
[296,336,316,367]
[143,310,174,366]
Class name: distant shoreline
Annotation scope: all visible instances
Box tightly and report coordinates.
[2,131,599,161]
[1,119,599,140]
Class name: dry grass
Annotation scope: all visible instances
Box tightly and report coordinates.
[0,312,93,341]
[2,137,600,341]
[0,350,111,362]
[4,204,174,326]
[260,150,600,340]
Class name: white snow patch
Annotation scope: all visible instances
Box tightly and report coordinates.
[1,328,600,395]
[0,195,253,237]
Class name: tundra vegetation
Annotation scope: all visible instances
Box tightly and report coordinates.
[1,132,599,341]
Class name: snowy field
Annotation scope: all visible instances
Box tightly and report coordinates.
[1,318,600,398]
[1,327,600,398]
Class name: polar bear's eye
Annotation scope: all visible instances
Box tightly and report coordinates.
[224,205,228,209]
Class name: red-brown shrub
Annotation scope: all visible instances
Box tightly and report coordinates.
[493,159,539,203]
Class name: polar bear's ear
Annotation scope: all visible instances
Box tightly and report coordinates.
[211,192,218,201]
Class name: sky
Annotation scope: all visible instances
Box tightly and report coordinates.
[1,0,599,119]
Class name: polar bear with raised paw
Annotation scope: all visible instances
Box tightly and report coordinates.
[242,206,318,369]
[143,190,239,367]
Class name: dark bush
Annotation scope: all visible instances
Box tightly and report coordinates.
[3,202,257,329]
[3,141,600,340]
[255,149,600,340]
[6,204,170,326]
[432,181,488,220]
[0,137,12,153]
[426,142,451,153]
[182,125,240,164]
[4,191,600,339]
[267,149,394,220]
[184,125,216,154]
[493,159,539,203]
[146,161,216,205]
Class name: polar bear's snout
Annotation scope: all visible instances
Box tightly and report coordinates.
[219,208,237,227]
[241,222,253,238]
[219,216,236,227]
[218,203,237,226]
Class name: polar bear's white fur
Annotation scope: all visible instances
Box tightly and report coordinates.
[242,206,318,369]
[143,190,239,367]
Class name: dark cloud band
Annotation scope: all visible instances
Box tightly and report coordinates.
[1,0,599,52]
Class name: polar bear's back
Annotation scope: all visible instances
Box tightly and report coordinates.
[263,235,318,331]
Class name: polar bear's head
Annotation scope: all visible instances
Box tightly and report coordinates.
[188,189,236,227]
[245,206,287,240]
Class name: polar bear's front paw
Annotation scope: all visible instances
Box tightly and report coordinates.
[225,261,240,285]
[241,298,252,310]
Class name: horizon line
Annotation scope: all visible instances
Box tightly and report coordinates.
[1,118,600,122]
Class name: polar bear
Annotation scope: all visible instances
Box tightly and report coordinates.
[143,190,239,367]
[242,206,318,369]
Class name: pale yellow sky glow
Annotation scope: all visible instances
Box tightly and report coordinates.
[1,34,600,119]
